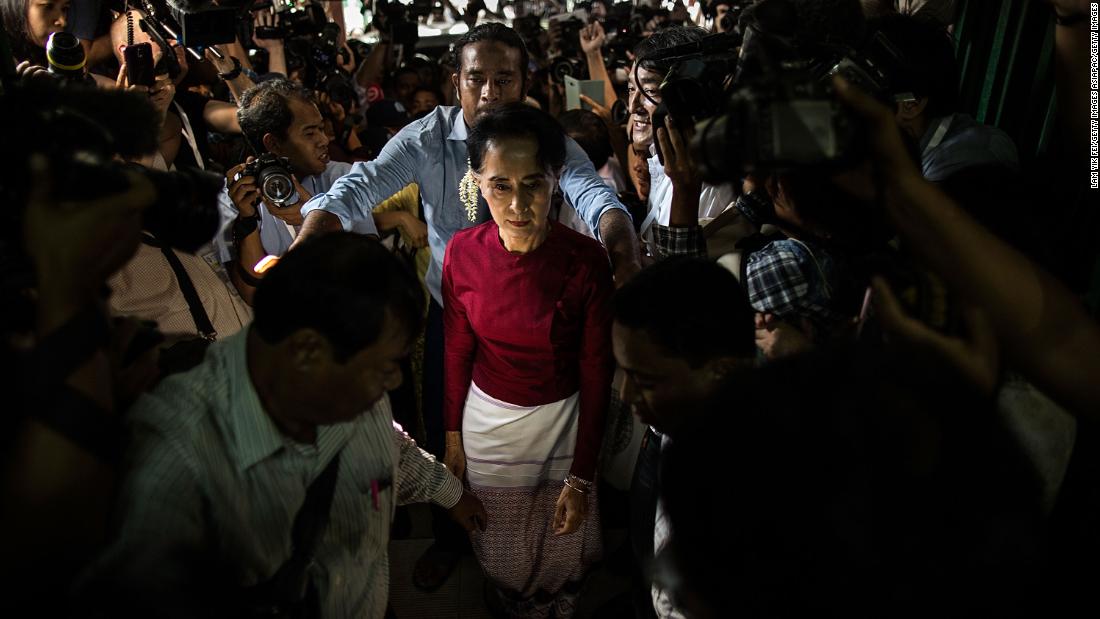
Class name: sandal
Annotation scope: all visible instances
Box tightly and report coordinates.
[412,543,461,592]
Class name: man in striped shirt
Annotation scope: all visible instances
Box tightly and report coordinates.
[82,233,486,617]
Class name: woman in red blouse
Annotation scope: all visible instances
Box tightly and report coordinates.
[442,103,614,616]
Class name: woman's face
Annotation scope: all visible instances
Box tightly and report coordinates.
[475,135,556,252]
[26,0,69,48]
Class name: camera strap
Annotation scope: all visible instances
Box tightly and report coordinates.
[172,100,206,171]
[238,452,342,617]
[141,233,218,342]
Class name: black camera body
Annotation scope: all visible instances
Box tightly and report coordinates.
[375,0,426,50]
[547,16,586,83]
[242,154,296,208]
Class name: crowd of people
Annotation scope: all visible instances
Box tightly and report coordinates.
[1,0,1098,617]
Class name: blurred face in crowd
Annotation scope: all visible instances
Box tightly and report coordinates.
[26,0,69,47]
[714,2,733,33]
[410,89,440,116]
[284,311,410,427]
[626,63,663,151]
[612,322,730,434]
[264,97,330,177]
[453,41,526,126]
[475,135,555,254]
[394,70,420,107]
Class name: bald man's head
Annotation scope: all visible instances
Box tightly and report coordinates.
[110,10,163,64]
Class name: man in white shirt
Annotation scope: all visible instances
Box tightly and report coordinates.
[625,26,737,260]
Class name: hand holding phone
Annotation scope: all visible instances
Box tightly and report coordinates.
[123,42,155,87]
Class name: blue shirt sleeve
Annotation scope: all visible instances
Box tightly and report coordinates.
[559,136,630,243]
[308,161,380,237]
[300,117,434,230]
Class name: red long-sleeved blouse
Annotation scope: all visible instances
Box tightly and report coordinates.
[441,220,614,481]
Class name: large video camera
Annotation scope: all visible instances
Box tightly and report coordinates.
[253,0,328,39]
[634,0,906,185]
[0,80,223,255]
[373,0,433,50]
[113,0,246,48]
[601,3,647,71]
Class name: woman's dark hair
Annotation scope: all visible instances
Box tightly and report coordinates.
[252,232,425,363]
[452,22,530,87]
[1,0,45,65]
[613,257,756,366]
[558,109,612,170]
[467,102,566,175]
[237,78,316,152]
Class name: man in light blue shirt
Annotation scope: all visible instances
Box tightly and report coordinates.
[295,23,642,591]
[298,27,639,302]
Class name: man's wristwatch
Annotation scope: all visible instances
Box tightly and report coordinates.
[217,56,243,81]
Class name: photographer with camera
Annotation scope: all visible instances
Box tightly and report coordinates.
[0,65,232,605]
[218,78,379,304]
[627,26,738,261]
[109,9,246,171]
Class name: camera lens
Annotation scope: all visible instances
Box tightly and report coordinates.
[46,32,87,81]
[260,170,294,205]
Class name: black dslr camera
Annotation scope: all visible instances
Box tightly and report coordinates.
[548,16,586,83]
[242,154,296,207]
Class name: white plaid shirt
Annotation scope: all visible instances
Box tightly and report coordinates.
[84,327,462,617]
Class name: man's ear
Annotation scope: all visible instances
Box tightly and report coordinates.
[287,329,332,371]
[897,96,929,122]
[262,132,280,155]
[451,71,460,95]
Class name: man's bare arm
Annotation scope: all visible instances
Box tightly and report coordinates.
[291,209,345,251]
[598,209,641,287]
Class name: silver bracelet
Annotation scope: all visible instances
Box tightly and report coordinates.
[563,478,587,494]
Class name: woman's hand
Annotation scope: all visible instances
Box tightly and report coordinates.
[553,483,587,536]
[444,431,466,482]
